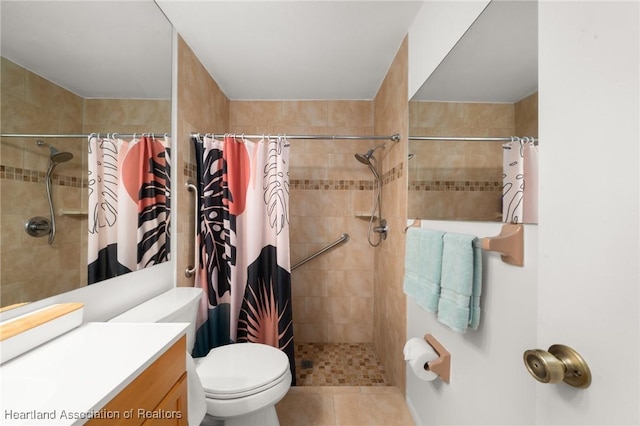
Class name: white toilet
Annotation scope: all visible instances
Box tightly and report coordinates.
[110,287,291,426]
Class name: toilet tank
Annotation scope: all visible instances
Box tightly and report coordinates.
[109,287,203,353]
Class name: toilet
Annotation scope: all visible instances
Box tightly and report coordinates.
[110,287,291,426]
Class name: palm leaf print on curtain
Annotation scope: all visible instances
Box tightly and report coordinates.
[502,138,539,224]
[88,135,171,284]
[192,134,295,383]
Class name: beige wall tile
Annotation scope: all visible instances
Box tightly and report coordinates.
[328,323,372,342]
[1,57,27,100]
[26,71,83,119]
[373,36,408,393]
[515,92,539,137]
[295,324,329,342]
[417,102,464,128]
[229,101,282,126]
[463,102,515,128]
[328,101,374,127]
[281,101,328,127]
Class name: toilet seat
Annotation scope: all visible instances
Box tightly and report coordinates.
[195,342,290,400]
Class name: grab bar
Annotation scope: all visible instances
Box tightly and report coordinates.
[291,233,349,271]
[185,180,198,278]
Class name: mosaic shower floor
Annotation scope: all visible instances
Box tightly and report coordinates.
[295,343,390,386]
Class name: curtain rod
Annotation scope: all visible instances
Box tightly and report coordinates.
[192,133,401,142]
[0,133,169,138]
[409,135,538,145]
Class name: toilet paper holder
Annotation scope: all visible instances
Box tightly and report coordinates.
[424,334,451,383]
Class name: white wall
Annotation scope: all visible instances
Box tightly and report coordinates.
[408,0,489,99]
[537,2,639,424]
[406,1,640,425]
[406,221,538,425]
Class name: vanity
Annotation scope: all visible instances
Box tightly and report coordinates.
[0,322,188,425]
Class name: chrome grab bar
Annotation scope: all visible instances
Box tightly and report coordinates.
[291,233,349,271]
[185,180,198,278]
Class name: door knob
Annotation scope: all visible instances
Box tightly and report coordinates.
[523,344,591,388]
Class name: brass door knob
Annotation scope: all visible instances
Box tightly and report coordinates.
[523,344,591,388]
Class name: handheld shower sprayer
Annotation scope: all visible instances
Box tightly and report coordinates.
[354,144,388,246]
[25,140,74,244]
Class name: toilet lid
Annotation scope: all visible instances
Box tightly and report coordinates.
[196,343,290,398]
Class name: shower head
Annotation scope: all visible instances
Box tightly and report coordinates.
[37,140,74,164]
[354,151,373,165]
[354,144,385,166]
[354,144,385,180]
[49,148,74,164]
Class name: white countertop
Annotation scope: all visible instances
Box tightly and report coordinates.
[0,322,188,425]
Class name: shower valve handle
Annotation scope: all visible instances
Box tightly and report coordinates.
[373,219,388,239]
[25,216,51,238]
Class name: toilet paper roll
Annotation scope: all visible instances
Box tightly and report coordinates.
[404,338,439,381]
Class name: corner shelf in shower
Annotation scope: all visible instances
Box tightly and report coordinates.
[354,212,377,221]
[59,209,88,217]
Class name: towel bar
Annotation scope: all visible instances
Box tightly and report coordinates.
[404,220,524,267]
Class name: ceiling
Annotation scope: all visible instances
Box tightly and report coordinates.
[1,1,538,102]
[156,0,424,100]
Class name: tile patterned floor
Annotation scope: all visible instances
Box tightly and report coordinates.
[295,343,390,386]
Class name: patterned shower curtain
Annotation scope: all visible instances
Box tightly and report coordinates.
[502,138,539,224]
[192,134,295,383]
[88,135,171,284]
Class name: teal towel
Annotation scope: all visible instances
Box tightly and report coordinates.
[437,232,483,333]
[403,227,445,312]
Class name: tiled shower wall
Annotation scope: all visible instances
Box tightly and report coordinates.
[0,57,170,307]
[176,36,230,288]
[1,57,85,306]
[408,100,514,221]
[227,100,378,343]
[407,92,538,221]
[175,38,377,341]
[374,36,409,393]
[515,92,538,137]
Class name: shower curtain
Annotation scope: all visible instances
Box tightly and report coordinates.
[192,134,295,382]
[502,138,538,223]
[88,135,171,284]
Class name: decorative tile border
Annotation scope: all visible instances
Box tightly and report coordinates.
[184,162,197,180]
[0,165,86,188]
[409,180,502,192]
[383,162,403,185]
[290,179,375,190]
[183,160,405,191]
